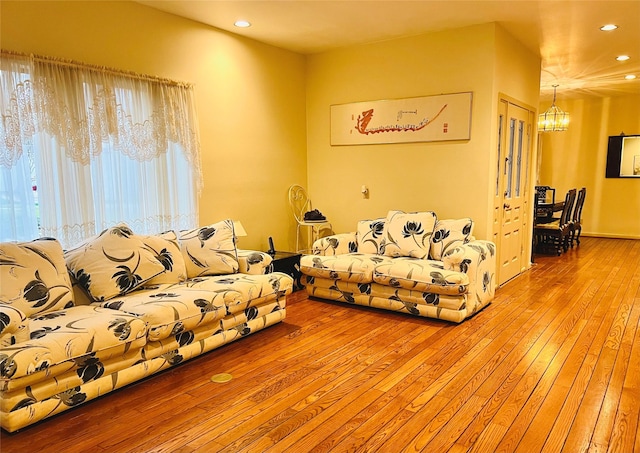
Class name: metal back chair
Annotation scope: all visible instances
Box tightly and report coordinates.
[288,184,332,253]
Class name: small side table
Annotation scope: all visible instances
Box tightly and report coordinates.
[269,251,303,291]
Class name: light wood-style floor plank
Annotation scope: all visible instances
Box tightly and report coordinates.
[2,237,639,453]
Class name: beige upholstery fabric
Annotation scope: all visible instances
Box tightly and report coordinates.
[0,305,147,381]
[0,305,286,433]
[430,218,474,260]
[383,210,437,258]
[0,238,75,317]
[0,304,30,348]
[373,257,468,295]
[312,232,358,256]
[93,285,227,342]
[237,249,273,275]
[179,219,239,277]
[178,272,292,315]
[442,240,496,315]
[304,278,469,323]
[65,225,165,301]
[142,230,188,285]
[0,227,294,432]
[303,212,496,324]
[356,218,386,254]
[300,253,393,283]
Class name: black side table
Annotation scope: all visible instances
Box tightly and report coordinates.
[269,251,303,291]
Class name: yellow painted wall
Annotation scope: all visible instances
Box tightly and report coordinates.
[1,0,308,251]
[2,1,546,250]
[306,23,540,242]
[538,94,640,239]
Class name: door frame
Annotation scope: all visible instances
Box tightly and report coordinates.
[493,94,538,286]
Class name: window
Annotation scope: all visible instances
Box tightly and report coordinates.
[1,51,202,248]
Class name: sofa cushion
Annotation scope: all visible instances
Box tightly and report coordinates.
[141,230,188,285]
[179,220,238,278]
[373,257,468,295]
[383,210,437,259]
[0,305,147,380]
[430,218,474,260]
[64,225,166,302]
[0,238,75,318]
[300,253,394,283]
[95,285,227,342]
[179,272,293,315]
[356,218,386,254]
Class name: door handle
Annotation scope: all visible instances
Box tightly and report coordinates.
[504,203,511,209]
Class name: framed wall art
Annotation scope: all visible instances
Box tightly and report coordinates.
[330,91,473,145]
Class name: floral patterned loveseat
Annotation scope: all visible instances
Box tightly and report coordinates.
[0,220,292,432]
[300,210,496,323]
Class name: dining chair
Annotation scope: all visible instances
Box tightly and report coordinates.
[569,187,586,247]
[535,185,556,204]
[534,188,576,256]
[288,184,332,253]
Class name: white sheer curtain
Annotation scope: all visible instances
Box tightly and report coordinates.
[1,51,202,248]
[0,53,40,241]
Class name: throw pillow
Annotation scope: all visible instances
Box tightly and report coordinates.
[141,230,188,285]
[430,218,474,260]
[356,218,386,254]
[179,219,239,278]
[0,238,75,317]
[382,210,437,259]
[64,224,166,301]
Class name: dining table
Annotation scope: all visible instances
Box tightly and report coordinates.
[535,200,565,224]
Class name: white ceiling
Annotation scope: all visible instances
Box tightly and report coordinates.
[136,0,640,99]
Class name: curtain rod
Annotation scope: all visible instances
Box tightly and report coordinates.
[1,49,193,88]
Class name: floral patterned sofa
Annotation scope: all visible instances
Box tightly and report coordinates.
[0,220,292,432]
[300,210,496,323]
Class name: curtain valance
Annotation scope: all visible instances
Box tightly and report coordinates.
[0,50,202,190]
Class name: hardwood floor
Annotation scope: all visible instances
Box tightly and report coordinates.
[2,236,639,453]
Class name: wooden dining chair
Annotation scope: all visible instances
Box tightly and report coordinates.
[570,187,586,247]
[534,188,576,255]
[535,185,555,204]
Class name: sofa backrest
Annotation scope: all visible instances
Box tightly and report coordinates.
[354,211,474,261]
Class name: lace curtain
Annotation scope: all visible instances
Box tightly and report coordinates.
[0,51,202,248]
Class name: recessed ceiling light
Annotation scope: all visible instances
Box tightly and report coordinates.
[616,55,630,61]
[234,20,251,28]
[600,24,618,31]
[625,74,637,80]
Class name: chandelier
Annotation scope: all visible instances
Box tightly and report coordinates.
[538,85,569,132]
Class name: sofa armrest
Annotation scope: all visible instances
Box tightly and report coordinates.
[0,304,30,348]
[442,240,496,315]
[237,249,274,275]
[312,233,358,256]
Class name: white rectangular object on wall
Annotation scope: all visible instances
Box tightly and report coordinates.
[330,92,472,145]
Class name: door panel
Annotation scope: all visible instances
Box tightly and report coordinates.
[495,100,532,285]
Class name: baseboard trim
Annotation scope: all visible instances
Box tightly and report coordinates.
[582,232,640,240]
